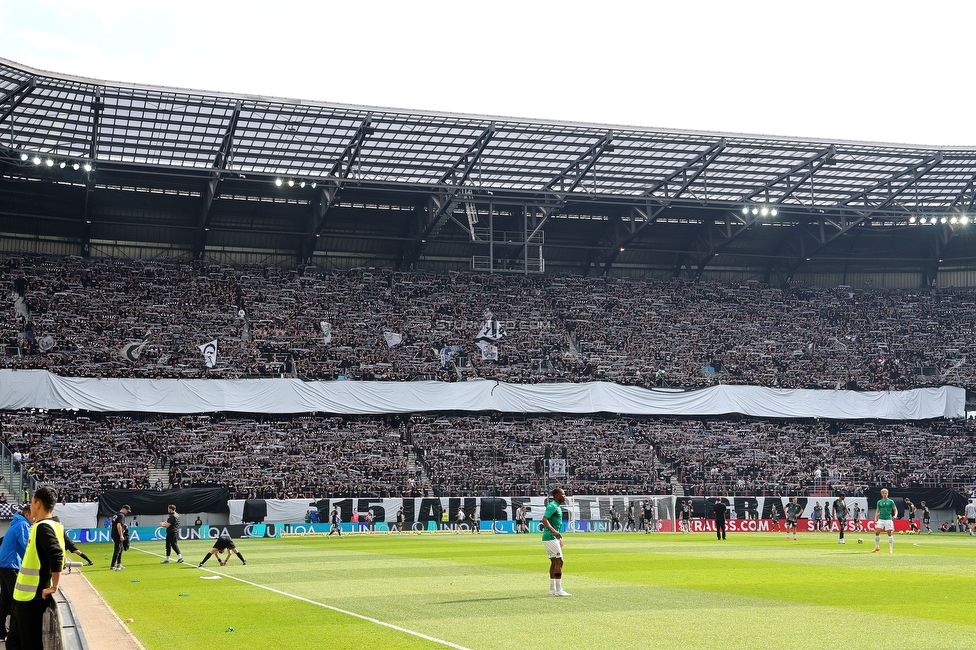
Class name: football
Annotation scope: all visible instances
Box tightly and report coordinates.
[857,538,863,544]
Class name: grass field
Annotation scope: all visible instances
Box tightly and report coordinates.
[81,530,976,650]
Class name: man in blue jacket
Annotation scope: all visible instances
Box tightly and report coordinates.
[0,503,32,641]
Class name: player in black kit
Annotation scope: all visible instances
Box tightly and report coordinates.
[159,504,184,563]
[328,506,343,538]
[832,494,848,544]
[199,534,246,567]
[712,498,728,540]
[111,504,131,570]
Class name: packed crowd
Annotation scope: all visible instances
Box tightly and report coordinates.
[3,411,974,501]
[4,254,976,390]
[1,412,414,502]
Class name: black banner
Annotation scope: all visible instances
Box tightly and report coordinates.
[98,488,230,516]
[864,487,967,513]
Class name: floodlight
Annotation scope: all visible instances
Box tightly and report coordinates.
[950,216,958,224]
[311,182,317,189]
[275,178,283,187]
[45,159,54,167]
[919,217,927,224]
[32,157,41,165]
[742,206,749,215]
[940,216,948,224]
[751,208,759,215]
[72,163,80,170]
[59,161,66,169]
[962,216,969,224]
[287,179,295,187]
[760,207,769,216]
[770,208,778,216]
[20,153,28,161]
[909,216,916,224]
[299,181,306,188]
[83,163,92,172]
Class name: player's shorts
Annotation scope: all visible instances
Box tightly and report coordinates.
[213,537,237,551]
[922,518,930,524]
[875,519,894,532]
[786,518,797,525]
[543,538,563,559]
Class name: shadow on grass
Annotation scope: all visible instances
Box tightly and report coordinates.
[433,595,537,604]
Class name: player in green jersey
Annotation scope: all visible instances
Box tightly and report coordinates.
[541,487,570,597]
[872,488,897,553]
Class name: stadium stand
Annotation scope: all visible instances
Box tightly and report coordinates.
[4,255,976,391]
[3,410,974,502]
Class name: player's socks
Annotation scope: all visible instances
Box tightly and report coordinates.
[200,554,212,565]
[549,579,557,595]
[78,552,93,565]
[874,534,881,550]
[888,537,894,552]
[236,552,247,564]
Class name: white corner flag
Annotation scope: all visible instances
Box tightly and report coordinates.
[199,340,218,368]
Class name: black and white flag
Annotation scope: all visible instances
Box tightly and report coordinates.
[320,321,333,345]
[474,309,504,361]
[120,340,149,362]
[383,331,403,348]
[199,340,218,368]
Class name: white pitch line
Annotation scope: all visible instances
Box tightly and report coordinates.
[133,546,472,650]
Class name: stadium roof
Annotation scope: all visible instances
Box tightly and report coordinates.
[3,56,976,286]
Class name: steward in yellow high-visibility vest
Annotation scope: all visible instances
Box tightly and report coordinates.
[13,519,65,602]
[7,486,64,650]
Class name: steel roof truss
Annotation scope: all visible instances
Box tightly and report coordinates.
[843,152,943,211]
[195,101,242,257]
[743,145,835,203]
[644,139,726,199]
[516,131,615,258]
[0,76,35,127]
[419,123,496,243]
[597,141,725,275]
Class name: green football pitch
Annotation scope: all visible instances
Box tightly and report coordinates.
[82,531,976,650]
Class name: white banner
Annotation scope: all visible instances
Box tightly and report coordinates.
[0,369,966,420]
[0,370,963,419]
[548,459,567,478]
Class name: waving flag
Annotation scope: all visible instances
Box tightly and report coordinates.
[199,340,218,368]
